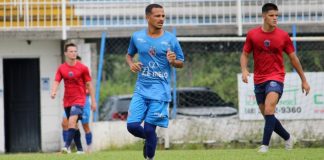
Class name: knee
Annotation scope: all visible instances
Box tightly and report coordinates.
[61,120,68,130]
[127,122,141,133]
[264,108,275,115]
[144,125,156,135]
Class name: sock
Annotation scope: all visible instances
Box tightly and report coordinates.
[65,128,76,148]
[127,122,146,139]
[62,130,68,143]
[85,132,92,145]
[144,122,157,159]
[273,117,290,141]
[262,115,276,146]
[74,129,83,151]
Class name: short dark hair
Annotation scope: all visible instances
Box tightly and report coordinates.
[262,3,278,13]
[76,55,82,61]
[145,3,163,15]
[64,43,77,52]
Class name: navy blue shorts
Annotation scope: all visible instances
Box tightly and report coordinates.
[254,80,284,105]
[64,105,84,121]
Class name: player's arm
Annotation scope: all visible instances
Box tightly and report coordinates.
[86,81,97,111]
[166,50,183,68]
[125,54,142,73]
[51,81,60,99]
[240,51,250,83]
[287,52,310,95]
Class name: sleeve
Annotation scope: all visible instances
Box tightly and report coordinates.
[54,66,63,82]
[127,34,137,56]
[284,33,295,54]
[172,36,185,62]
[243,31,253,54]
[83,66,92,82]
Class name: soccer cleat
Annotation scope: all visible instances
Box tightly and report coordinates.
[258,145,269,153]
[285,137,293,150]
[61,147,71,154]
[146,158,154,160]
[76,151,85,154]
[143,140,147,159]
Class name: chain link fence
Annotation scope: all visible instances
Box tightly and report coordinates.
[97,35,324,122]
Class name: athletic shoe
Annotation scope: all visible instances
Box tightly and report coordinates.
[76,151,85,154]
[258,145,269,153]
[143,140,147,159]
[285,137,293,150]
[146,158,154,160]
[61,147,71,154]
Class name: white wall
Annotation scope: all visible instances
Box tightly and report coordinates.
[92,117,324,150]
[0,40,62,152]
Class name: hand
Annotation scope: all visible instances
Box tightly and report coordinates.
[130,62,142,73]
[167,49,176,65]
[302,81,310,96]
[91,102,97,111]
[242,70,250,83]
[51,91,56,99]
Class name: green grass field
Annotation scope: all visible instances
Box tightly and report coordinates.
[1,148,324,160]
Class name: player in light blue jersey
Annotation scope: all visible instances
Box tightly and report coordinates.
[125,3,184,160]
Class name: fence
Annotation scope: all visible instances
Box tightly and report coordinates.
[93,35,324,148]
[1,0,324,37]
[98,35,324,121]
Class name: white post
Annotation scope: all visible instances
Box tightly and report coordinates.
[25,0,29,27]
[237,0,242,36]
[62,0,67,40]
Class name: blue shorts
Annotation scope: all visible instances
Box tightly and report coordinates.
[254,80,284,105]
[63,96,90,124]
[127,93,169,128]
[81,95,91,124]
[64,105,84,121]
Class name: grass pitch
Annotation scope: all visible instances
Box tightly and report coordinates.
[0,148,324,160]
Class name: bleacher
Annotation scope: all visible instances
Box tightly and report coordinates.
[0,0,81,28]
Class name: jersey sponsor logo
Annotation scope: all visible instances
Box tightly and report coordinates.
[264,40,271,47]
[68,71,74,77]
[141,60,169,79]
[149,61,158,69]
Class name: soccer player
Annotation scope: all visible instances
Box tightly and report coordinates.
[240,3,310,153]
[51,43,96,154]
[125,3,184,160]
[61,56,95,153]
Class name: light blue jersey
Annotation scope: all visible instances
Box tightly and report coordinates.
[128,29,184,102]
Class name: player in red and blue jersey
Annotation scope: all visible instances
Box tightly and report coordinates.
[51,43,96,154]
[240,3,310,153]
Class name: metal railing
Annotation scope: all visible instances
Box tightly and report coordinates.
[1,0,323,35]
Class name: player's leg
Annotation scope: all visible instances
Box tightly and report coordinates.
[259,98,290,142]
[262,92,279,147]
[127,93,147,139]
[255,82,269,152]
[261,81,287,151]
[265,81,291,149]
[81,96,93,152]
[64,106,84,152]
[144,100,169,159]
[62,112,69,143]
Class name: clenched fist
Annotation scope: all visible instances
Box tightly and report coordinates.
[130,62,142,73]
